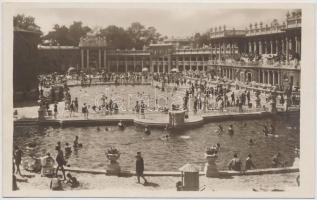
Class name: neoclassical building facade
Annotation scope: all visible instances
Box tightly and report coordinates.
[38,9,301,89]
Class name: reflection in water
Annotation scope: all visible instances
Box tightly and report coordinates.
[14,115,299,171]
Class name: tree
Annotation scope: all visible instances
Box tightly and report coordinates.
[192,32,211,48]
[68,21,91,45]
[14,14,42,34]
[127,22,146,49]
[42,21,91,46]
[99,25,133,49]
[127,22,164,49]
[143,26,162,45]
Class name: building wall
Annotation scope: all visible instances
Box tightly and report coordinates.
[38,47,80,73]
[13,29,41,102]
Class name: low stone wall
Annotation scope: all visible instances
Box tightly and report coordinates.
[62,166,299,177]
[14,110,299,128]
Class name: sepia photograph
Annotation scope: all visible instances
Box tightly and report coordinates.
[1,1,316,198]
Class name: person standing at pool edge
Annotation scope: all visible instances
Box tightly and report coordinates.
[245,153,256,170]
[136,152,147,184]
[55,146,66,180]
[54,102,58,119]
[228,153,242,171]
[14,145,23,176]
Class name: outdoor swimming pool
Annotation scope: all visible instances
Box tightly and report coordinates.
[14,114,299,171]
[68,84,184,112]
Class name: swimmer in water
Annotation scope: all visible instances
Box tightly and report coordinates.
[118,121,124,129]
[97,127,100,131]
[263,125,269,136]
[161,134,169,141]
[270,124,275,135]
[144,127,151,135]
[73,136,80,148]
[216,143,221,151]
[105,126,109,131]
[65,142,72,155]
[55,141,61,151]
[216,125,223,135]
[249,139,255,145]
[228,125,234,135]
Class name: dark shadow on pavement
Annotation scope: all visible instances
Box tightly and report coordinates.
[16,178,28,183]
[214,174,234,179]
[21,174,36,178]
[143,181,160,187]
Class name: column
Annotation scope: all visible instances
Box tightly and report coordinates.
[286,36,289,62]
[196,56,198,70]
[275,40,279,54]
[270,40,273,54]
[264,41,268,54]
[295,36,298,54]
[201,56,204,71]
[228,42,232,55]
[258,69,261,83]
[86,49,89,70]
[289,37,293,51]
[272,71,275,85]
[248,41,252,53]
[116,58,119,72]
[81,49,84,69]
[218,43,221,61]
[263,71,265,84]
[223,43,227,56]
[176,56,179,70]
[229,69,231,79]
[133,56,136,72]
[125,58,128,72]
[103,49,107,69]
[168,56,171,73]
[298,37,301,57]
[98,49,101,69]
[253,41,257,54]
[281,39,285,55]
[267,71,270,85]
[259,41,262,54]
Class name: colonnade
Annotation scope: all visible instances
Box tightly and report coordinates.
[81,48,106,70]
[217,66,281,86]
[220,67,235,80]
[210,42,239,60]
[246,34,301,62]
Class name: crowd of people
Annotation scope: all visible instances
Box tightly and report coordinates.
[35,67,301,122]
[70,71,151,86]
[12,136,82,191]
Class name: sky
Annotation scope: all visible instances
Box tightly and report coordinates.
[12,3,289,37]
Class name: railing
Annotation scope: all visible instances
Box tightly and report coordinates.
[208,60,301,69]
[175,49,211,54]
[287,19,301,28]
[246,25,286,36]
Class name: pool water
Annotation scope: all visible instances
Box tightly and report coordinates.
[68,85,184,111]
[14,114,299,171]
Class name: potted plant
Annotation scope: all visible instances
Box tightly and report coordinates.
[106,147,120,164]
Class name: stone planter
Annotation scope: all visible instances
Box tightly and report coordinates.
[107,153,120,164]
[106,153,121,175]
[204,153,218,177]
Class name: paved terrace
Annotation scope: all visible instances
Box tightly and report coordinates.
[14,168,299,193]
